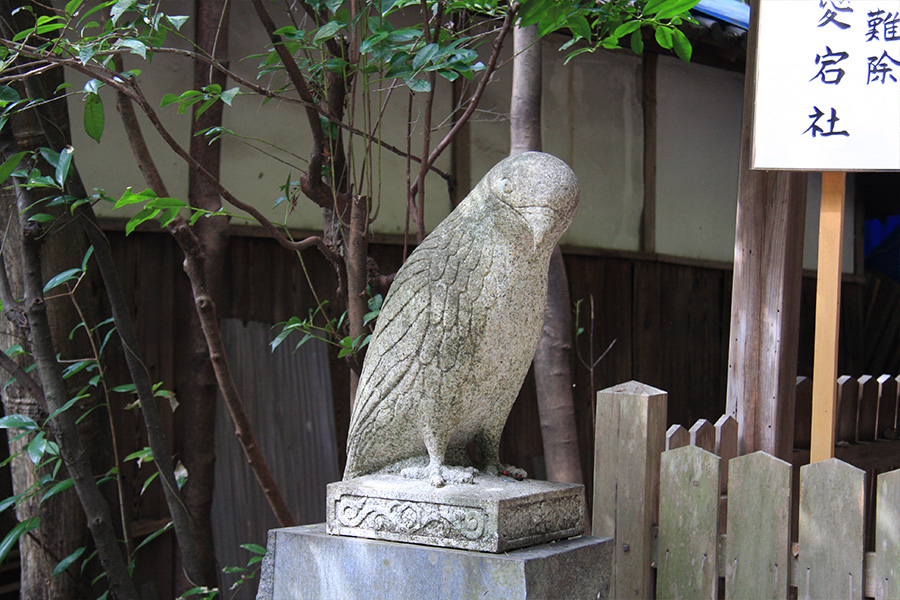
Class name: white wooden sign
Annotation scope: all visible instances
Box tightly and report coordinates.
[753,0,900,171]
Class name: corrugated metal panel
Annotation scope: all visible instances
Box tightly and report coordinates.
[211,319,338,598]
[694,0,751,29]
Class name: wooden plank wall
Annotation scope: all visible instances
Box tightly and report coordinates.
[100,229,889,593]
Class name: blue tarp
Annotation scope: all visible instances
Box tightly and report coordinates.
[693,0,751,29]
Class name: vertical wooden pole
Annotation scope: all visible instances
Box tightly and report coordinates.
[727,0,807,461]
[810,171,846,463]
[641,53,657,254]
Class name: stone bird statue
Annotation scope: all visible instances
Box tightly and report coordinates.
[343,152,579,487]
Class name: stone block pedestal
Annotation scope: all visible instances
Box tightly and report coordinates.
[255,523,612,600]
[326,474,585,552]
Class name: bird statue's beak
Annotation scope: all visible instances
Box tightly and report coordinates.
[519,205,563,253]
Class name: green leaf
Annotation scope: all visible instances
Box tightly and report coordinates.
[26,432,47,464]
[110,0,136,25]
[132,521,172,555]
[220,87,239,106]
[379,0,405,15]
[64,0,84,16]
[0,414,38,431]
[223,566,248,574]
[567,14,592,40]
[54,147,73,187]
[412,43,439,71]
[405,77,431,93]
[146,197,187,209]
[0,517,40,564]
[240,543,267,555]
[140,471,158,495]
[41,478,74,502]
[124,207,160,235]
[117,39,147,59]
[613,20,642,39]
[0,493,22,514]
[160,93,180,108]
[52,547,86,578]
[81,245,94,271]
[111,383,137,394]
[672,27,692,62]
[43,268,81,293]
[84,93,104,143]
[643,0,670,15]
[114,187,157,208]
[165,14,189,30]
[630,29,644,54]
[0,85,19,103]
[657,0,700,20]
[313,20,344,43]
[655,26,673,50]
[325,0,343,11]
[0,151,27,186]
[125,447,153,463]
[47,394,85,422]
[28,213,55,223]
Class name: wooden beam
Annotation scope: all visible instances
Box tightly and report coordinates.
[726,0,807,460]
[810,171,846,463]
[642,53,657,254]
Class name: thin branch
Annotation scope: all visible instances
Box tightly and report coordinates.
[109,59,298,529]
[0,349,45,402]
[408,2,519,201]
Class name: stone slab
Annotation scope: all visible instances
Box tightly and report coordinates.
[326,474,585,552]
[256,523,612,600]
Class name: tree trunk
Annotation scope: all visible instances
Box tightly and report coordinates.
[510,25,583,486]
[176,0,231,588]
[0,25,115,596]
[0,128,139,600]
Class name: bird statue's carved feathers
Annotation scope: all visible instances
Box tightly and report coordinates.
[344,152,580,487]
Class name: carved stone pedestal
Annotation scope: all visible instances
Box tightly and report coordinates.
[255,523,612,600]
[325,474,585,552]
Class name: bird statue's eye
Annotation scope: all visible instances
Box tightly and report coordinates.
[500,178,513,195]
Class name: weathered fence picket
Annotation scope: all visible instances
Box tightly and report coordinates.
[657,446,720,600]
[795,459,865,599]
[875,469,900,600]
[724,452,791,600]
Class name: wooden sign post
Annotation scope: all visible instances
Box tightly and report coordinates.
[752,0,900,463]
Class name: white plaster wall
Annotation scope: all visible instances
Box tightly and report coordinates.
[65,5,856,268]
[71,1,452,233]
[655,54,744,263]
[471,38,645,250]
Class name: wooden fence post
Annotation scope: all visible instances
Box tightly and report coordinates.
[593,381,667,600]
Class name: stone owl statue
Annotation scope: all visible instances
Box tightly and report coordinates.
[343,152,579,487]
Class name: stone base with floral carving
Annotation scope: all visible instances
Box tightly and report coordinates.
[325,474,584,553]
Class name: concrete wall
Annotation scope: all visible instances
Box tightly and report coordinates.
[67,5,855,270]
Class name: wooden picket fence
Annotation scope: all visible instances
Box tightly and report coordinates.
[594,380,900,600]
